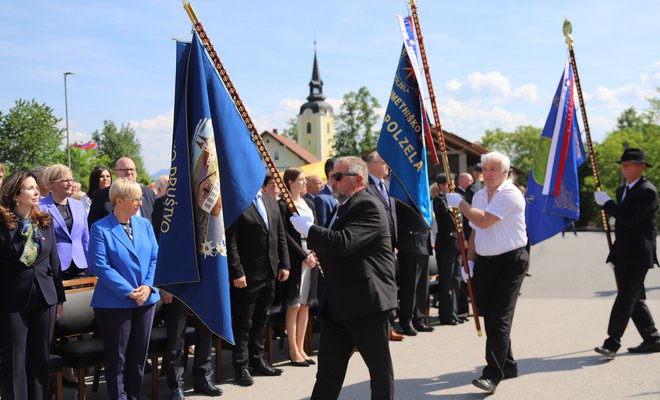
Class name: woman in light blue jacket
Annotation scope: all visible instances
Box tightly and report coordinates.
[88,178,160,400]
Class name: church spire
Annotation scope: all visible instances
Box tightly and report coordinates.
[307,41,325,102]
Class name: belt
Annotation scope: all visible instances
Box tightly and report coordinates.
[477,246,525,260]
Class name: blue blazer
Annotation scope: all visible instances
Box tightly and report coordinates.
[39,194,89,271]
[88,213,160,308]
[313,184,338,227]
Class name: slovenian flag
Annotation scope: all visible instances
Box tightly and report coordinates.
[525,57,585,245]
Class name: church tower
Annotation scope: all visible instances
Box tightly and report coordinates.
[298,44,335,162]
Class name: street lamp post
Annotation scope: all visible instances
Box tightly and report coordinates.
[64,72,75,169]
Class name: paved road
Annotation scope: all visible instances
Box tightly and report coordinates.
[67,232,660,399]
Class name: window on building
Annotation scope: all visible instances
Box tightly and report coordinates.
[274,151,279,160]
[308,140,311,145]
[306,122,312,134]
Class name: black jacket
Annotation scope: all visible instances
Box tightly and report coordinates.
[603,176,658,269]
[0,220,66,313]
[307,190,397,321]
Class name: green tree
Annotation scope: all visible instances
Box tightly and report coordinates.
[478,125,540,186]
[281,118,298,140]
[92,120,150,183]
[333,87,381,156]
[0,99,64,170]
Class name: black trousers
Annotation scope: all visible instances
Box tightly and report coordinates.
[436,244,461,323]
[163,298,213,389]
[95,304,156,400]
[230,280,275,369]
[397,252,430,324]
[311,311,394,400]
[0,286,55,400]
[604,263,660,350]
[475,247,527,384]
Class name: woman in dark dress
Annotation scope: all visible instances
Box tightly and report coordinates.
[0,171,65,400]
[278,168,319,366]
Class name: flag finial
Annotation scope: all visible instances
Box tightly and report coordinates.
[563,18,574,46]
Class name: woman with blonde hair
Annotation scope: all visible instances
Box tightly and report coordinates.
[88,178,160,399]
[278,168,319,366]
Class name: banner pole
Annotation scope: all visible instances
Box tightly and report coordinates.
[182,1,324,274]
[563,19,613,251]
[409,0,482,336]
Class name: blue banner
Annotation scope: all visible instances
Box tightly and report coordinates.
[154,31,265,343]
[525,58,585,245]
[377,18,431,226]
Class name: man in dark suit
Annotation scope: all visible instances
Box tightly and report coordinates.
[594,148,660,359]
[290,156,398,400]
[434,173,462,325]
[364,150,403,341]
[226,184,290,387]
[88,157,155,227]
[396,200,433,334]
[151,190,222,399]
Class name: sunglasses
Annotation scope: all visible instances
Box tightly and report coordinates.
[331,172,358,181]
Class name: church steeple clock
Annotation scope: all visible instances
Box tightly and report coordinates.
[298,43,335,162]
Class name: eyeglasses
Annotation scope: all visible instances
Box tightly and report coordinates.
[54,179,74,184]
[117,168,136,173]
[331,172,358,181]
[126,197,143,203]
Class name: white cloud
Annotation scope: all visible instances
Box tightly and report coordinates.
[445,79,462,92]
[129,110,174,175]
[438,97,530,139]
[452,71,539,102]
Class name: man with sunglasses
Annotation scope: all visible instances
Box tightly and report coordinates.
[88,157,155,227]
[290,156,398,400]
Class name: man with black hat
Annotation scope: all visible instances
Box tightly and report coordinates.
[594,148,660,359]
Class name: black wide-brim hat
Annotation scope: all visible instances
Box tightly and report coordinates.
[616,148,653,168]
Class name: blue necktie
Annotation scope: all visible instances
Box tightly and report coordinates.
[379,181,390,206]
[254,194,269,229]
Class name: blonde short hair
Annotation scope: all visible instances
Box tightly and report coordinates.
[109,178,142,205]
[43,164,72,190]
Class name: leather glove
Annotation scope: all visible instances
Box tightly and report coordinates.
[461,260,474,283]
[446,192,463,208]
[290,215,313,236]
[594,191,611,206]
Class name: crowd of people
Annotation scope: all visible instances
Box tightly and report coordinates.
[0,145,657,399]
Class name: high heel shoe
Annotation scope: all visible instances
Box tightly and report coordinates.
[288,356,310,367]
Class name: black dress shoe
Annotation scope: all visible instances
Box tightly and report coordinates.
[594,346,617,359]
[234,368,254,386]
[472,377,497,393]
[399,321,418,336]
[194,380,223,396]
[305,358,316,365]
[628,341,660,353]
[439,320,459,326]
[170,387,185,400]
[413,322,435,332]
[250,363,283,376]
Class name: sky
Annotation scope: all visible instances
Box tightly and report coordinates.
[1,0,658,176]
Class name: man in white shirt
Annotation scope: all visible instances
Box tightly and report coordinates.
[447,151,528,394]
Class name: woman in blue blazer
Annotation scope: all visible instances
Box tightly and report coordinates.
[88,178,160,400]
[0,171,66,400]
[40,164,89,280]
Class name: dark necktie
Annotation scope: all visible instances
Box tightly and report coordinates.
[379,181,390,206]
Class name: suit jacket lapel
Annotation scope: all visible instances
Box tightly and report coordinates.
[248,202,268,232]
[46,197,71,239]
[8,225,23,255]
[111,219,139,259]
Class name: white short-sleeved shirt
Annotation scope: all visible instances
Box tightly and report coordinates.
[470,179,527,256]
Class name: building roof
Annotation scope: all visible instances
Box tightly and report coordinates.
[261,130,320,165]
